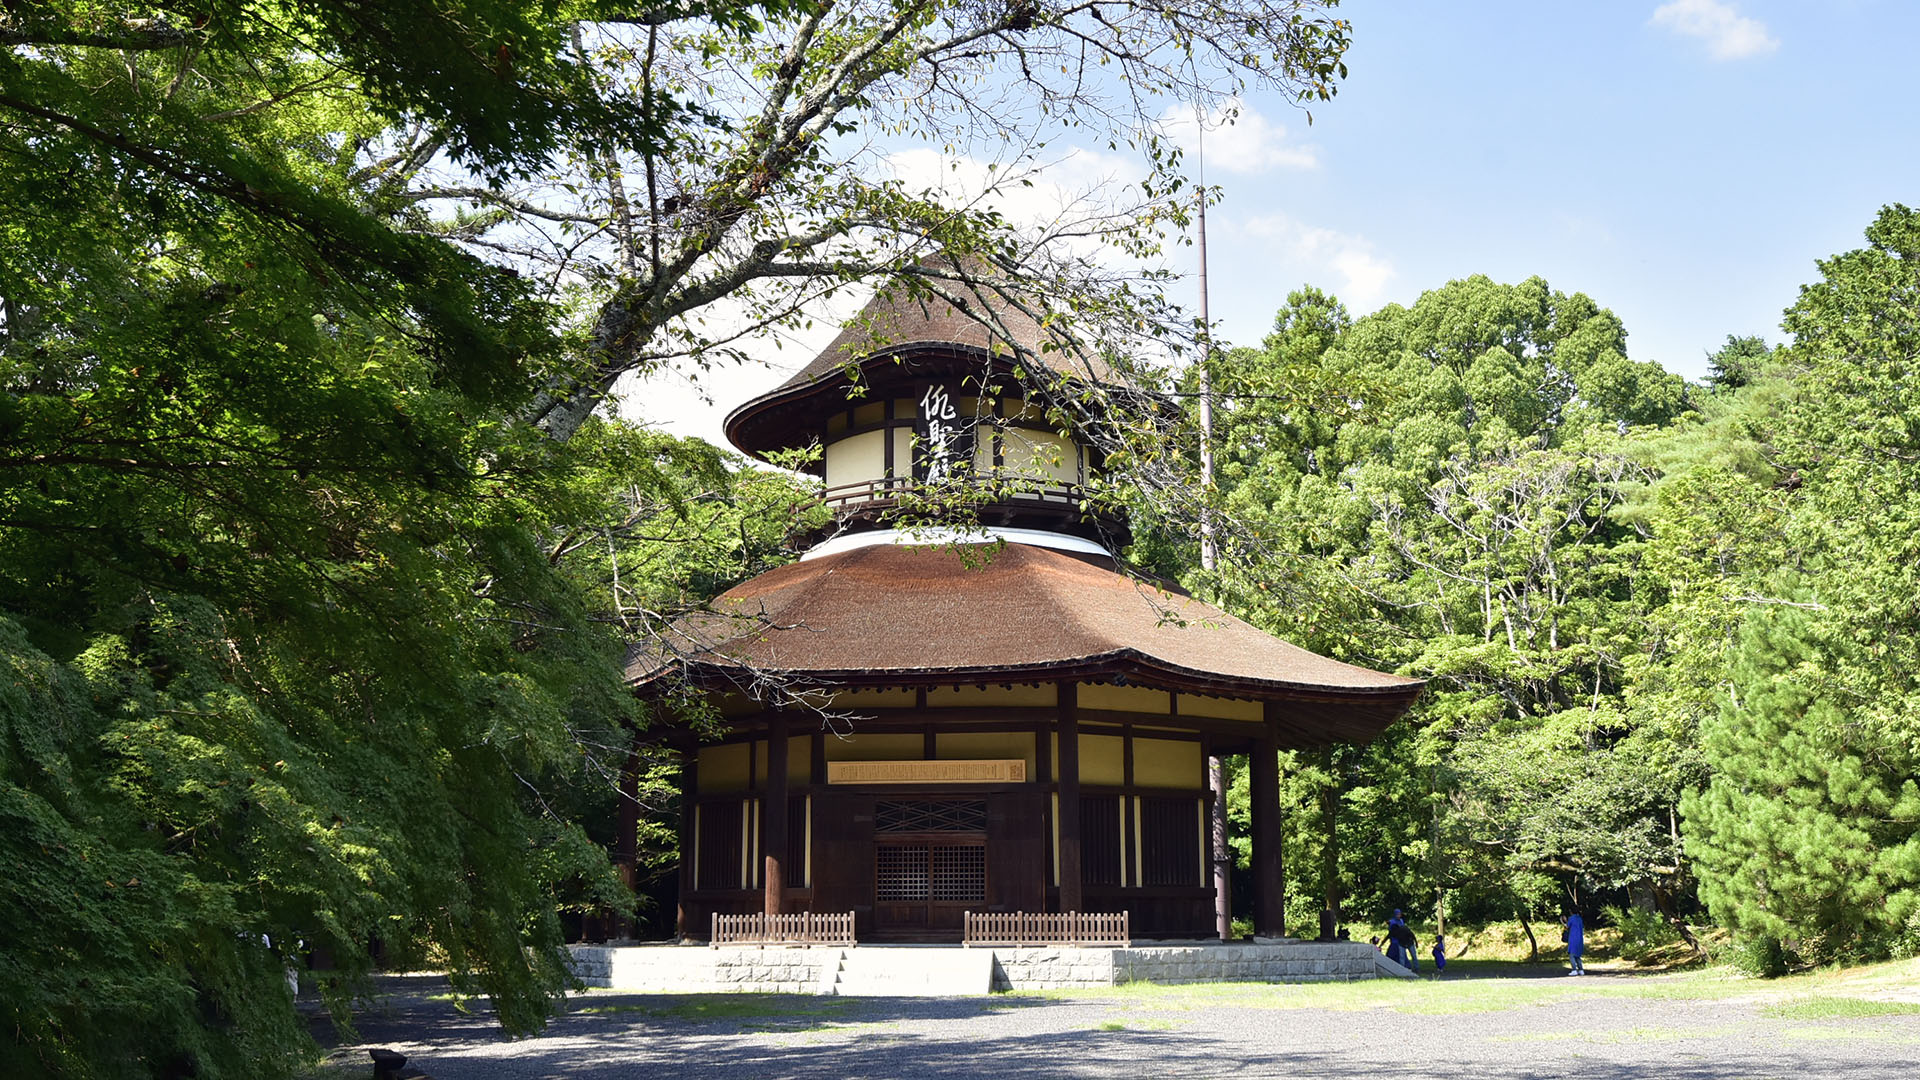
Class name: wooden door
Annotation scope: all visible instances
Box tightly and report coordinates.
[870,798,988,940]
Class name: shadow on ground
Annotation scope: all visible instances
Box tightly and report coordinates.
[314,970,1914,1080]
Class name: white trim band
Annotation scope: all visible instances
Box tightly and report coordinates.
[800,526,1112,562]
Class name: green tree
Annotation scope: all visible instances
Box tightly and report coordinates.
[1680,205,1920,962]
[1185,276,1694,933]
[1684,595,1920,962]
[1704,334,1773,392]
[0,8,698,1074]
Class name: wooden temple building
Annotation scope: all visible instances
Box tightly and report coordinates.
[627,278,1424,942]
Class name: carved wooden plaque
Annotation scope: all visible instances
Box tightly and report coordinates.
[826,759,1027,785]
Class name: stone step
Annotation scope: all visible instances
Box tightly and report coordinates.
[830,946,994,997]
[1373,951,1418,979]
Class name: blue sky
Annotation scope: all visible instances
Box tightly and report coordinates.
[1190,0,1919,379]
[623,0,1919,443]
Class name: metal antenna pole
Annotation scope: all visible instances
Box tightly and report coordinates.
[1196,102,1232,943]
[1195,104,1218,573]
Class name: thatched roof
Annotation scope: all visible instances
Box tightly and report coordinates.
[723,266,1117,460]
[628,542,1423,742]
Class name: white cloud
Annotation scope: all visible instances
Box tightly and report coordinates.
[1158,98,1319,175]
[1242,214,1396,310]
[1650,0,1779,60]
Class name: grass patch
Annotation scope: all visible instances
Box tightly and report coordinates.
[1763,997,1920,1021]
[1348,919,1722,970]
[1013,964,1764,1016]
[1776,1026,1920,1043]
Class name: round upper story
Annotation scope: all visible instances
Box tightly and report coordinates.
[724,276,1129,547]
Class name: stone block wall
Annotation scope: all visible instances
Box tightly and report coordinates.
[570,944,836,994]
[573,940,1401,995]
[989,942,1389,991]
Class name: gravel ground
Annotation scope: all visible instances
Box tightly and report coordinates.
[318,971,1920,1079]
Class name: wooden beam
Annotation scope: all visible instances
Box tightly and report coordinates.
[1251,702,1285,938]
[1057,683,1083,913]
[762,714,788,918]
[675,751,698,940]
[1121,724,1135,888]
[706,706,1264,740]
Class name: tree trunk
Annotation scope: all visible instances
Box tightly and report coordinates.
[1516,904,1539,963]
[1652,884,1702,953]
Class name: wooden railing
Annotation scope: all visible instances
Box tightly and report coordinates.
[818,475,1086,511]
[709,911,856,948]
[962,910,1130,948]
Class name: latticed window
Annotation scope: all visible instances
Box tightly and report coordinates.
[786,795,808,888]
[876,799,987,834]
[696,800,743,891]
[1080,795,1122,886]
[929,845,987,901]
[1140,796,1202,887]
[876,845,929,901]
[877,843,986,902]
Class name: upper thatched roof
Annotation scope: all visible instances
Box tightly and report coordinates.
[723,264,1118,460]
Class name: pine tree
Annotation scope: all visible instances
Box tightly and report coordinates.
[1683,595,1920,961]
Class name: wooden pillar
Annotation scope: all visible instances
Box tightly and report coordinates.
[762,714,789,918]
[1251,702,1285,938]
[1057,682,1083,913]
[614,736,641,939]
[1321,743,1342,933]
[675,748,699,940]
[1210,752,1232,941]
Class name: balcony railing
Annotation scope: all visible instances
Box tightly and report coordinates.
[819,475,1087,511]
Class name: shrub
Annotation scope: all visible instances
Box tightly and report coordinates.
[1604,905,1679,963]
[1727,934,1793,978]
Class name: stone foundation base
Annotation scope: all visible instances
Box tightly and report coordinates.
[570,940,1409,996]
[994,941,1390,990]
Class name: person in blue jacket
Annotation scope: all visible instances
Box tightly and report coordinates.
[1431,933,1447,973]
[1564,909,1586,975]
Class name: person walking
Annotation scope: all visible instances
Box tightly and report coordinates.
[1431,933,1447,973]
[1388,909,1419,972]
[1564,909,1586,975]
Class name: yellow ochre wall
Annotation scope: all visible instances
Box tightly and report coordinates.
[699,743,751,793]
[1176,693,1263,722]
[1132,737,1203,789]
[927,684,1057,707]
[999,427,1080,484]
[823,429,886,490]
[1077,683,1172,715]
[936,731,1037,775]
[822,732,922,762]
[1079,734,1125,785]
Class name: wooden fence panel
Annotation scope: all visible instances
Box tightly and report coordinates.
[709,911,857,948]
[961,910,1130,947]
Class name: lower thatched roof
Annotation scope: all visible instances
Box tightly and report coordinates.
[626,542,1423,741]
